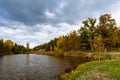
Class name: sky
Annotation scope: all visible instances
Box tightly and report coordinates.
[0,0,120,48]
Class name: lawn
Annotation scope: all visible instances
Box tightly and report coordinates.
[62,60,120,80]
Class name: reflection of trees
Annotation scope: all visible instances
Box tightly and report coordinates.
[25,54,30,80]
[4,56,14,79]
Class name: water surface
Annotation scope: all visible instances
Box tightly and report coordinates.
[0,54,87,80]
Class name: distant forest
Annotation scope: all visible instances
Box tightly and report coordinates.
[0,39,27,55]
[33,14,120,54]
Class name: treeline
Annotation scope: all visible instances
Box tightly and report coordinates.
[0,39,26,56]
[33,14,120,54]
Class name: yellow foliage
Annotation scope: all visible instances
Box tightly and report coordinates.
[4,39,14,48]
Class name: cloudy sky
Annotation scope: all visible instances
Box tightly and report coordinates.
[0,0,120,48]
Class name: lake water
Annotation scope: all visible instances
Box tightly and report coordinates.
[0,54,87,80]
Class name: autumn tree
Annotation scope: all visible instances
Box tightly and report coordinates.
[4,39,14,54]
[54,36,65,54]
[67,30,80,51]
[4,39,14,48]
[96,14,117,51]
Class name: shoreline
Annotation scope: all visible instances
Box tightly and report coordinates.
[30,51,99,60]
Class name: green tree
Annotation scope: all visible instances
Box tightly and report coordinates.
[0,39,4,55]
[82,18,96,51]
[78,20,92,51]
[12,43,26,54]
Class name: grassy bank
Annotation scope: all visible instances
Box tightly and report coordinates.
[61,60,120,80]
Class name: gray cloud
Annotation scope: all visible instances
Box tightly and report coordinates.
[0,0,120,48]
[0,0,62,25]
[0,0,117,25]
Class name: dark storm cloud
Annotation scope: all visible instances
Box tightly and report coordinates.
[0,0,117,25]
[0,0,61,25]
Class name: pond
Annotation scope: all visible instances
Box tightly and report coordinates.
[0,54,87,80]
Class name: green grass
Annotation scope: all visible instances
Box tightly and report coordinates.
[63,60,120,80]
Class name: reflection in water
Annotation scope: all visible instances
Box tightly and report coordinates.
[25,54,29,80]
[0,54,87,80]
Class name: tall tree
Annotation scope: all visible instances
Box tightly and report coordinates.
[82,18,96,51]
[78,18,96,51]
[96,14,117,51]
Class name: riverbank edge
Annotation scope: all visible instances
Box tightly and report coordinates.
[30,51,99,60]
[59,60,120,80]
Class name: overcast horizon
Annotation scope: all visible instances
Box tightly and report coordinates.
[0,0,120,48]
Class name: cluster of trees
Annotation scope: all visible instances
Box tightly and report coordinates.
[0,39,26,55]
[33,14,120,54]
